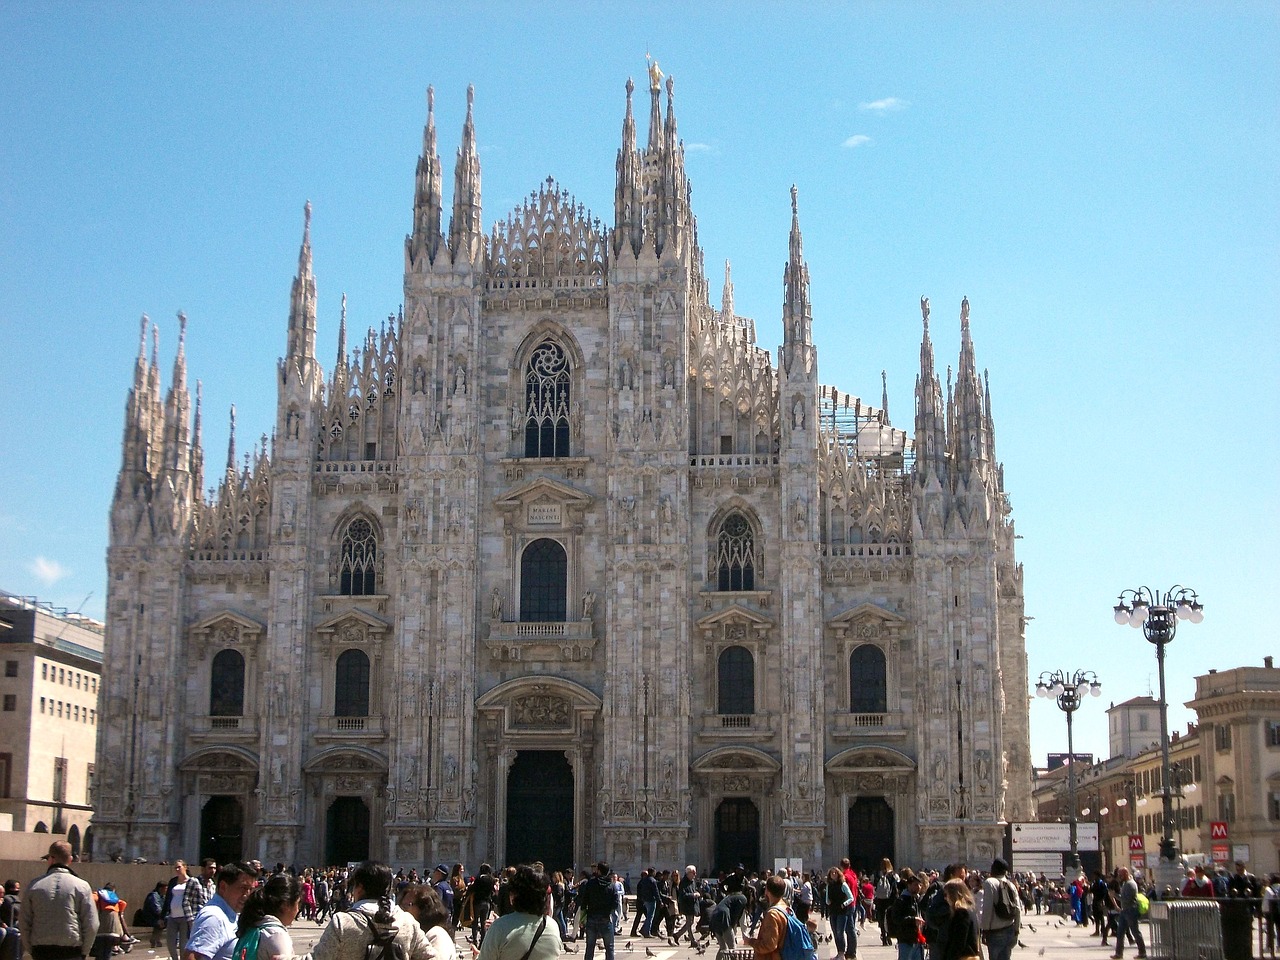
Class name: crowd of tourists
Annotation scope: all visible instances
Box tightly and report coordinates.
[5,843,1279,960]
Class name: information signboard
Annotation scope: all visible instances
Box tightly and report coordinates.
[1010,821,1099,850]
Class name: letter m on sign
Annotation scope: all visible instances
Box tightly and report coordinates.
[1210,821,1229,840]
[1129,834,1144,851]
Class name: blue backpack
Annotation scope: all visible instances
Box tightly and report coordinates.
[773,906,816,960]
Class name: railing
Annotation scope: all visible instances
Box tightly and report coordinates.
[823,543,910,558]
[190,715,258,737]
[849,713,887,727]
[700,713,774,739]
[689,454,779,468]
[315,461,397,475]
[188,549,269,562]
[486,619,596,661]
[316,715,386,737]
[209,716,244,730]
[830,712,901,740]
[720,714,753,728]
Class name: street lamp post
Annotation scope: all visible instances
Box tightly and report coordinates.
[1169,761,1198,853]
[1113,586,1203,871]
[1080,792,1110,869]
[1035,669,1102,874]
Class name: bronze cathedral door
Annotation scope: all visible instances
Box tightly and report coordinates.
[505,750,574,871]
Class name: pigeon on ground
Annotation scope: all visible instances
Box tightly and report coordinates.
[624,943,633,952]
[1019,941,1028,949]
[646,949,657,958]
[1038,950,1045,956]
[1027,925,1036,933]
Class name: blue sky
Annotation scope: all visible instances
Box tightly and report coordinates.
[2,3,1276,766]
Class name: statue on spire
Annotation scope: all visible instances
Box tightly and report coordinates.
[647,56,663,92]
[960,295,970,326]
[920,295,930,327]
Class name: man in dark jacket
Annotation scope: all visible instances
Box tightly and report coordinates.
[890,873,925,960]
[633,870,659,938]
[582,863,622,960]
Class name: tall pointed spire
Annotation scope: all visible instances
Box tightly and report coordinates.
[161,311,192,475]
[782,185,812,345]
[614,77,641,257]
[914,296,947,483]
[191,380,204,498]
[722,260,734,318]
[449,85,483,265]
[408,86,444,267]
[285,201,318,368]
[954,296,988,469]
[225,405,237,478]
[646,57,663,151]
[881,370,890,423]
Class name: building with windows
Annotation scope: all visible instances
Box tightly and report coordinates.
[94,72,1031,872]
[0,590,103,852]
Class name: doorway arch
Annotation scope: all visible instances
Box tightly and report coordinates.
[506,751,574,871]
[326,796,371,866]
[714,798,759,873]
[847,797,894,873]
[200,796,245,863]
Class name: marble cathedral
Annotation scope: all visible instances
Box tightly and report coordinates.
[95,70,1032,873]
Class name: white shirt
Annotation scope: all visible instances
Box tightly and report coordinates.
[169,881,189,919]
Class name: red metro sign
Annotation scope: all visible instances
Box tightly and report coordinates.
[1210,821,1229,841]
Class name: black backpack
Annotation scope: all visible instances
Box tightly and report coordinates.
[355,914,407,960]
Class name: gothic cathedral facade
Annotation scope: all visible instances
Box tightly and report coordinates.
[95,74,1032,873]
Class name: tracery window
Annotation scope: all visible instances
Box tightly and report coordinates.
[334,649,370,717]
[339,517,377,596]
[524,340,571,458]
[717,645,755,715]
[849,645,888,714]
[520,538,567,622]
[716,513,755,591]
[209,649,245,717]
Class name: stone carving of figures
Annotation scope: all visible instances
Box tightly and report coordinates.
[976,752,991,784]
[793,496,807,531]
[385,785,397,821]
[662,357,675,387]
[490,588,502,621]
[581,591,595,620]
[403,757,418,788]
[270,753,284,787]
[920,296,930,324]
[617,756,630,795]
[792,395,805,430]
[453,362,467,395]
[285,410,298,439]
[144,749,160,788]
[932,751,946,788]
[448,499,462,531]
[960,296,970,324]
[660,496,673,528]
[661,757,674,796]
[413,363,426,394]
[443,754,458,787]
[621,496,636,528]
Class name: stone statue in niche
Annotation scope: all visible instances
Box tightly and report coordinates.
[490,588,502,621]
[792,395,805,430]
[453,362,467,395]
[413,363,426,395]
[662,356,675,387]
[581,591,595,620]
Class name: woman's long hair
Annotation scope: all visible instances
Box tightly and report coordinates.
[944,878,974,913]
[237,873,301,937]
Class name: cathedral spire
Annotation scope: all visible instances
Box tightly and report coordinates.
[285,201,318,369]
[162,311,192,475]
[782,185,812,345]
[226,405,237,479]
[722,259,734,318]
[954,296,988,469]
[881,369,890,424]
[914,296,947,483]
[191,380,204,499]
[409,86,444,267]
[449,85,483,265]
[646,57,663,152]
[614,77,641,257]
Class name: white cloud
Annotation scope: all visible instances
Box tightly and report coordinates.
[842,135,872,149]
[30,556,69,586]
[685,142,714,153]
[860,97,908,112]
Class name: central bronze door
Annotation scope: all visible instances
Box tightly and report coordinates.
[506,750,574,871]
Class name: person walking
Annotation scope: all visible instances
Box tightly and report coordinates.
[670,867,699,946]
[476,865,563,960]
[164,862,192,960]
[184,862,257,960]
[935,880,979,960]
[889,873,925,960]
[308,861,434,960]
[1110,867,1146,960]
[744,877,791,960]
[824,867,856,960]
[979,860,1020,960]
[579,863,621,960]
[20,841,98,960]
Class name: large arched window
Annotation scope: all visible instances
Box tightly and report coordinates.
[334,649,370,717]
[339,518,377,596]
[520,538,567,622]
[209,649,245,716]
[717,645,755,715]
[716,513,755,591]
[524,340,571,458]
[849,645,888,714]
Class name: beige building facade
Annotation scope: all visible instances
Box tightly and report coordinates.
[94,74,1032,873]
[0,591,103,852]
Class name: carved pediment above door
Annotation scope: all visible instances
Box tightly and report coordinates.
[494,476,593,529]
[187,609,266,657]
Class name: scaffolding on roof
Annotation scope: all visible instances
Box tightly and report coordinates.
[818,384,913,472]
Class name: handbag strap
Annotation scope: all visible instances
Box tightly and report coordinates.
[518,915,547,960]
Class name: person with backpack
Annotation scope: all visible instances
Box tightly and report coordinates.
[922,865,965,957]
[746,875,813,960]
[476,864,563,960]
[888,873,925,960]
[229,874,301,960]
[309,861,433,960]
[1109,867,1145,960]
[873,863,898,947]
[979,860,1020,960]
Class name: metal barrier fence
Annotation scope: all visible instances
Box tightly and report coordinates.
[1147,900,1224,960]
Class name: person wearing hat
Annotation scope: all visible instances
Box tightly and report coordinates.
[20,841,98,960]
[431,865,455,919]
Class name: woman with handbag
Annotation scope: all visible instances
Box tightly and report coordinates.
[475,865,563,960]
[938,879,981,960]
